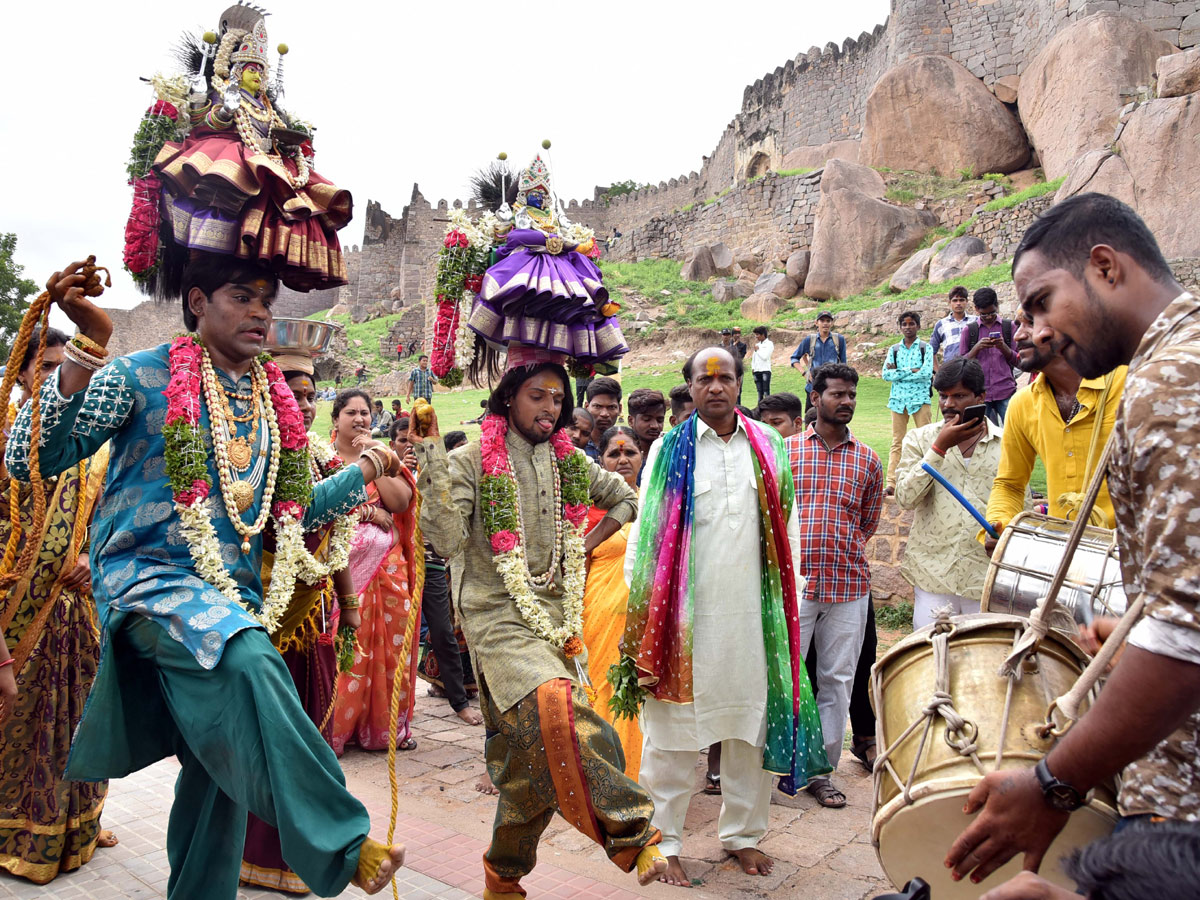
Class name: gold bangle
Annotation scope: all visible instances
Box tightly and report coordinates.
[339,595,361,610]
[72,332,107,356]
[360,448,384,481]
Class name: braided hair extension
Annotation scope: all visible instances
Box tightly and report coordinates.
[0,258,110,591]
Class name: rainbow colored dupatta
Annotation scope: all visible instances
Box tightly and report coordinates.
[622,411,830,792]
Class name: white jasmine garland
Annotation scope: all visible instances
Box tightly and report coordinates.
[493,521,587,650]
[455,301,476,369]
[177,500,242,605]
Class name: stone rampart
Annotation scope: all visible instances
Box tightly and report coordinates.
[965,193,1057,259]
[608,170,823,263]
[294,0,1199,318]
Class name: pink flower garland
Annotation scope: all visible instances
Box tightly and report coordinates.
[165,335,204,427]
[430,297,460,378]
[481,415,591,548]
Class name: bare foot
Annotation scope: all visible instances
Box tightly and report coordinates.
[456,706,484,726]
[658,855,693,888]
[475,773,499,796]
[638,852,669,886]
[729,847,773,876]
[97,830,118,848]
[354,841,406,895]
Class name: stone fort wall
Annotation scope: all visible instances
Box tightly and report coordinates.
[315,0,1199,317]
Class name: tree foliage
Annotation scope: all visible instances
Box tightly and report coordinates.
[0,234,37,360]
[601,180,646,202]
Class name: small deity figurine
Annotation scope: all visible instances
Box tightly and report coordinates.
[465,152,627,364]
[512,155,560,234]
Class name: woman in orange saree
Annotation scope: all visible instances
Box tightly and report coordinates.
[328,390,422,755]
[581,425,645,781]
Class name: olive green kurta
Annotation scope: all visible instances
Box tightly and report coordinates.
[413,432,636,714]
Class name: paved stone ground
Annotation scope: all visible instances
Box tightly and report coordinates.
[0,688,892,900]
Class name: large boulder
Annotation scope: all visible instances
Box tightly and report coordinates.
[680,246,716,282]
[889,246,936,292]
[785,249,811,286]
[1158,48,1200,98]
[806,160,938,300]
[860,54,1029,175]
[753,272,800,299]
[1019,14,1176,179]
[740,292,787,322]
[821,158,885,197]
[1056,92,1200,259]
[993,75,1020,105]
[1115,95,1200,257]
[708,242,736,276]
[779,140,861,170]
[1054,149,1137,209]
[735,252,763,276]
[928,236,991,284]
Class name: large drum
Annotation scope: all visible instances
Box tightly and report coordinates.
[872,614,1117,898]
[982,511,1127,624]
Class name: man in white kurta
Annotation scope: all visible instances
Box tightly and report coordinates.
[624,348,804,885]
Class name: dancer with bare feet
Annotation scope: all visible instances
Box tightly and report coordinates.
[7,256,406,899]
[620,348,830,887]
[412,350,667,899]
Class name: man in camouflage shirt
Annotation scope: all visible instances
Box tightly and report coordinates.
[946,194,1200,886]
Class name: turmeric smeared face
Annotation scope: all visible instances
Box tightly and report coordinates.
[239,63,264,95]
[688,347,740,422]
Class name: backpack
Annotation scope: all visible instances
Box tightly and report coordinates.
[966,319,1014,351]
[806,333,846,367]
[967,319,1016,376]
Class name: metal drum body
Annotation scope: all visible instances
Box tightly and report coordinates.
[982,511,1127,624]
[871,614,1117,899]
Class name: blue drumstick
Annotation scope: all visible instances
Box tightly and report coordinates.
[921,462,999,540]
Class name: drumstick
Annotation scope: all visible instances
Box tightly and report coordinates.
[920,462,999,539]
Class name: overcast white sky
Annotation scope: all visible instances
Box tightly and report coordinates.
[6,0,888,317]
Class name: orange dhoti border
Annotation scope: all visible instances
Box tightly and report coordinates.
[480,676,660,897]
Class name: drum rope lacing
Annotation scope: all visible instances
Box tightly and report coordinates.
[874,610,990,805]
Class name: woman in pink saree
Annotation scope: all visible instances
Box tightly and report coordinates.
[329,390,423,754]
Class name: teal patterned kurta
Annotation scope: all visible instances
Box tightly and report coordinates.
[5,343,368,777]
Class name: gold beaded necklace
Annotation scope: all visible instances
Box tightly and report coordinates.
[199,352,280,551]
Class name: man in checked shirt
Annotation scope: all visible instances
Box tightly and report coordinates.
[785,363,884,809]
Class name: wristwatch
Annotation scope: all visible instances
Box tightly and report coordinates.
[1034,758,1085,811]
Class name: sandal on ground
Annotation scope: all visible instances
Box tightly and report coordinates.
[808,777,846,808]
[399,737,417,751]
[850,736,877,773]
[704,772,722,795]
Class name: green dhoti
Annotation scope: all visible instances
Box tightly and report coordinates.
[481,676,660,897]
[68,613,369,900]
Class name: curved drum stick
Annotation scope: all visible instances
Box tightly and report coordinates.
[920,462,999,540]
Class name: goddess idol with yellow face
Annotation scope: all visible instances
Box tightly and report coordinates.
[125,4,353,298]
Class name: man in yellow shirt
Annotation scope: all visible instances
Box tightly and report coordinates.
[982,311,1125,551]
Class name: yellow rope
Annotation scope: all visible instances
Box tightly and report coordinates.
[385,488,424,900]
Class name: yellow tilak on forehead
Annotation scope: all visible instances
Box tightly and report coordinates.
[615,437,627,448]
[705,356,721,376]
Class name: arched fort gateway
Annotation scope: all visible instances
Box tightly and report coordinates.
[268,0,1198,322]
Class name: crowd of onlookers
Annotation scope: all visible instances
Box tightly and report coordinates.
[330,281,1119,810]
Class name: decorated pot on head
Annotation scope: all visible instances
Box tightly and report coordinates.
[121,2,352,300]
